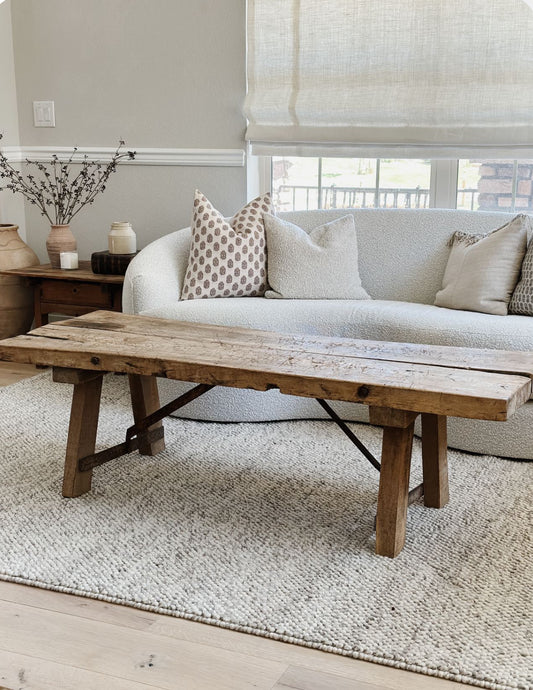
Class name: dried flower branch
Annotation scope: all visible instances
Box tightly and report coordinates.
[0,135,136,225]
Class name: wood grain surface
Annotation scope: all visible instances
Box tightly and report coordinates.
[0,261,124,284]
[0,311,530,422]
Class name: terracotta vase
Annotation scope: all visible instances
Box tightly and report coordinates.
[0,224,40,339]
[46,224,77,268]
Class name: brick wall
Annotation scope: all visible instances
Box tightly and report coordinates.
[477,161,533,212]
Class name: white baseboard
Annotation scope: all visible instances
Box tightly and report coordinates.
[2,146,245,167]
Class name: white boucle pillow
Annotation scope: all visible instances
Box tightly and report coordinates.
[434,214,528,316]
[263,213,371,300]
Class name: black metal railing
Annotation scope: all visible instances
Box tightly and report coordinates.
[275,184,479,211]
[457,189,479,211]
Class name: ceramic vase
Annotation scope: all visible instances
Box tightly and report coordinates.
[46,224,77,269]
[0,224,40,339]
[108,221,137,254]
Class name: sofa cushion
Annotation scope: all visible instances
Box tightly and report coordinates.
[181,190,273,300]
[142,298,533,356]
[263,213,370,300]
[434,214,528,315]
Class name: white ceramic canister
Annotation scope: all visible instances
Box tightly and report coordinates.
[108,221,137,254]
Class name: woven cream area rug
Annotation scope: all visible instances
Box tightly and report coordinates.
[0,373,531,690]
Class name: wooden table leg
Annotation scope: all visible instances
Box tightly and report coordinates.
[33,283,49,369]
[56,370,104,498]
[421,413,449,508]
[128,374,166,455]
[374,410,416,558]
[32,283,43,328]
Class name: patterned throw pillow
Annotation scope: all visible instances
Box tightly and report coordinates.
[509,220,533,315]
[181,190,273,300]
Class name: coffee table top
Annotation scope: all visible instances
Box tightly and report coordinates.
[0,310,531,422]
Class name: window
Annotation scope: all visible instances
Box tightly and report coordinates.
[272,158,431,212]
[269,158,533,213]
[457,160,533,214]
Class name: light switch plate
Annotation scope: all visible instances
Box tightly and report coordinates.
[33,101,55,127]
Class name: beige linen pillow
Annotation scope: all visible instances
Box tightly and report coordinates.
[434,214,528,315]
[181,190,273,300]
[264,213,370,300]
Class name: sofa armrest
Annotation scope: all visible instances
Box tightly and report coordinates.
[123,227,191,314]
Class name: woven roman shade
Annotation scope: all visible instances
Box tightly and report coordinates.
[244,0,533,158]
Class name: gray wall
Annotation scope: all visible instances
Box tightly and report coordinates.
[0,0,26,236]
[0,1,19,144]
[8,0,247,260]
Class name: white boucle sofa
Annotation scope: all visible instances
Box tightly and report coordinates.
[124,208,533,460]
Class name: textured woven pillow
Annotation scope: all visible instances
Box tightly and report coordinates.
[434,214,528,316]
[181,190,273,299]
[263,213,370,300]
[509,218,533,315]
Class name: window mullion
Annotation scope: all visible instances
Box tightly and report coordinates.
[317,158,323,209]
[511,160,519,211]
[375,159,381,208]
[430,160,459,209]
[251,153,272,199]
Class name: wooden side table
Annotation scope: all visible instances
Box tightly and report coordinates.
[0,261,124,327]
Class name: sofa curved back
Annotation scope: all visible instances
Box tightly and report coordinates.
[280,208,519,304]
[124,207,529,314]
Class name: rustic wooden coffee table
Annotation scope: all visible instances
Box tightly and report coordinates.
[0,310,531,558]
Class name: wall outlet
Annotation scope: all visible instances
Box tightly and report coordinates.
[33,101,55,127]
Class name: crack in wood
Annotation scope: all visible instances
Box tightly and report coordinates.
[27,333,71,341]
[62,320,123,331]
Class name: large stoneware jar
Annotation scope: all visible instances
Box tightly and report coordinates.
[0,224,39,339]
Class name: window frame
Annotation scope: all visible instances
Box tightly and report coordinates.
[251,155,529,212]
[430,160,459,209]
[255,157,460,210]
[248,154,531,212]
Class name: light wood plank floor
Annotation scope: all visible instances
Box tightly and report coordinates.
[0,362,475,690]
